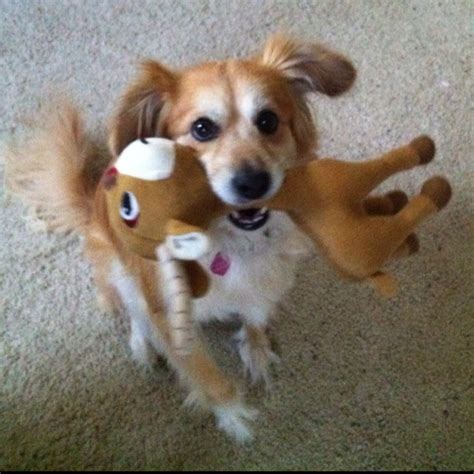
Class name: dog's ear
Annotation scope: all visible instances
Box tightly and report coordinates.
[259,35,356,96]
[109,60,177,156]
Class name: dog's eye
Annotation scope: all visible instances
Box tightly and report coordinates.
[120,191,140,227]
[191,117,220,142]
[255,110,279,135]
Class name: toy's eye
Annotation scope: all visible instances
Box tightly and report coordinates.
[191,117,220,142]
[255,109,279,135]
[120,191,140,227]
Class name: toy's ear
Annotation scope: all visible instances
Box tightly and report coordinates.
[115,138,176,181]
[259,35,356,96]
[109,60,178,157]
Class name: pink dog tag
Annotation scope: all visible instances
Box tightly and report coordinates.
[210,252,231,276]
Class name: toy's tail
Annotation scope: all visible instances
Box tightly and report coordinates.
[157,244,196,357]
[4,100,107,234]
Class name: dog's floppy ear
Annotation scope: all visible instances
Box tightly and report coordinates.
[259,35,356,96]
[109,60,177,156]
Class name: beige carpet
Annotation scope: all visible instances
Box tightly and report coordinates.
[1,0,473,470]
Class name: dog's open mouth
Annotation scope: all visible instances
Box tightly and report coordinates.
[228,208,270,231]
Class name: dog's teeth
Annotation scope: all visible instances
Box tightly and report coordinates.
[261,207,268,213]
[232,211,240,219]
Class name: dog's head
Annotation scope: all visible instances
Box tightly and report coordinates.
[109,35,356,208]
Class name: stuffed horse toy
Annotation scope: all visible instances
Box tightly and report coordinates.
[103,138,227,356]
[103,136,451,354]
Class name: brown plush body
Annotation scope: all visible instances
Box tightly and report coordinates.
[105,135,451,298]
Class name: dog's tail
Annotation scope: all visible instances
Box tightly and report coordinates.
[4,100,107,234]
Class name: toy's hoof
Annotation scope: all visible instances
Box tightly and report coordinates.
[386,190,408,213]
[405,233,420,255]
[410,135,436,164]
[369,272,399,298]
[421,176,452,210]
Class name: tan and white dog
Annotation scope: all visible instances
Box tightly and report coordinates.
[6,35,357,442]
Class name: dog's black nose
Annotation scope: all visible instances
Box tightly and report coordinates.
[232,166,271,200]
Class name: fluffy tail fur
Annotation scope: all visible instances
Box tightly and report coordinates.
[4,101,107,234]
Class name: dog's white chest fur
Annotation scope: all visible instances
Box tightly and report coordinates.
[194,211,313,326]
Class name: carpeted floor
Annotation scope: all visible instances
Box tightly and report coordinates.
[1,0,473,470]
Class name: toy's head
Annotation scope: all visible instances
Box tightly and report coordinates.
[103,138,225,259]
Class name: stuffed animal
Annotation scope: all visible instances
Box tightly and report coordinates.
[103,136,451,352]
[103,138,231,356]
[103,138,230,294]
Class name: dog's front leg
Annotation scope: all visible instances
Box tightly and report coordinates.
[235,322,280,388]
[147,309,257,443]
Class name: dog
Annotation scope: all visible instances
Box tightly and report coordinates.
[6,35,357,442]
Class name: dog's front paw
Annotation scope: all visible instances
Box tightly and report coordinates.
[214,402,258,444]
[234,327,280,387]
[129,331,156,367]
[129,320,164,368]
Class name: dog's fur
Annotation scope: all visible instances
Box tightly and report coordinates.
[6,35,357,442]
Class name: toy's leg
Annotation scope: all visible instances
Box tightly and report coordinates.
[352,136,435,199]
[361,177,450,272]
[234,324,280,388]
[336,177,450,278]
[364,191,419,259]
[368,272,399,298]
[397,176,451,225]
[391,233,420,259]
[364,190,408,215]
[165,219,210,261]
